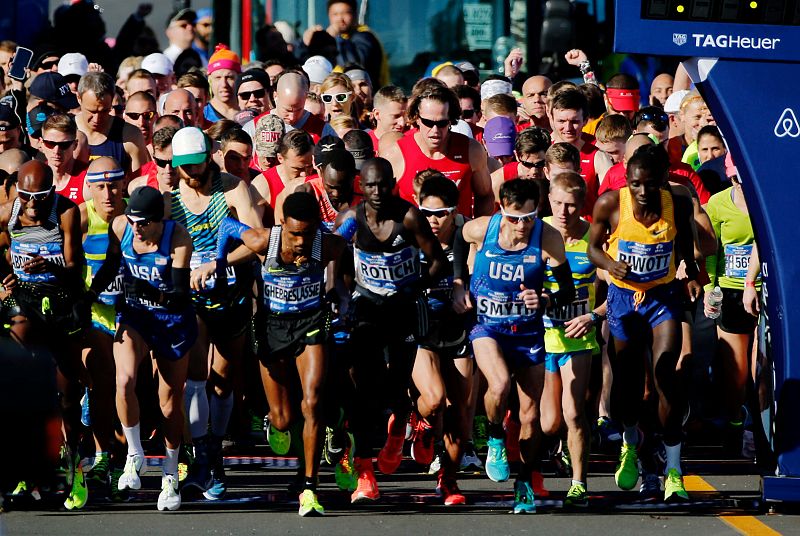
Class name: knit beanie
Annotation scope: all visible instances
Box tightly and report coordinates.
[208,44,241,75]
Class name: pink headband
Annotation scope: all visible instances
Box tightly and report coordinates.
[208,59,241,75]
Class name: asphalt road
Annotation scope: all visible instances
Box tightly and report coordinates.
[2,453,796,536]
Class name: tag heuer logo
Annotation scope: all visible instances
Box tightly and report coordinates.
[673,33,688,46]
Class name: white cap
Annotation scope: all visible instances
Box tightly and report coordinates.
[58,53,88,78]
[480,79,513,101]
[142,53,174,77]
[172,127,211,167]
[302,55,333,85]
[450,119,474,139]
[663,89,690,114]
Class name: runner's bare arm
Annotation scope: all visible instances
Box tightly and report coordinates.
[122,122,151,175]
[673,194,700,297]
[381,140,405,184]
[588,191,629,279]
[88,215,125,295]
[406,205,447,284]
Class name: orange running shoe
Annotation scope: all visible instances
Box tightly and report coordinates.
[351,457,380,504]
[531,470,550,497]
[377,414,405,475]
[436,470,466,506]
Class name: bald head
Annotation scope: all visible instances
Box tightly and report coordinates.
[163,89,197,127]
[624,133,655,164]
[276,72,309,99]
[0,149,30,175]
[17,160,53,191]
[87,156,123,175]
[650,73,674,107]
[274,73,309,126]
[521,75,552,119]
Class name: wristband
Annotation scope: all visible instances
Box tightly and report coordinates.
[744,280,757,288]
[579,60,592,73]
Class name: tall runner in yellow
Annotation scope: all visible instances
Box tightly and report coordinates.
[588,145,701,502]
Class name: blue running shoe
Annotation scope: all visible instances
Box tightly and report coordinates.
[485,437,510,482]
[513,480,536,514]
[80,388,91,427]
[203,469,227,500]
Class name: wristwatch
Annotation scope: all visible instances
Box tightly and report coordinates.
[590,311,606,325]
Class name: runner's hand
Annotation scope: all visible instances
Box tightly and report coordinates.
[743,285,760,317]
[564,314,593,338]
[703,289,720,317]
[452,279,473,314]
[608,260,630,280]
[191,261,218,291]
[22,255,48,274]
[504,48,523,78]
[2,273,17,292]
[518,284,540,309]
[687,280,702,302]
[564,49,588,67]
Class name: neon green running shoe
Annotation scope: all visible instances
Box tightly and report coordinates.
[564,482,588,507]
[11,481,27,496]
[614,443,639,491]
[267,422,291,455]
[299,489,325,517]
[664,468,689,502]
[86,453,109,486]
[64,458,88,510]
[335,433,357,492]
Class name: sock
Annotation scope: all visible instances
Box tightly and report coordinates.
[623,425,639,447]
[164,446,180,476]
[303,478,316,492]
[123,423,144,458]
[185,379,210,438]
[664,443,682,474]
[210,391,234,438]
[571,479,586,488]
[488,421,505,440]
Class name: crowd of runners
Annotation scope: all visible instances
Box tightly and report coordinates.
[0,0,767,518]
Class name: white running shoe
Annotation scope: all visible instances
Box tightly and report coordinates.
[118,454,144,491]
[157,474,181,511]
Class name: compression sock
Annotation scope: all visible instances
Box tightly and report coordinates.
[210,391,234,438]
[185,380,210,438]
[664,442,682,475]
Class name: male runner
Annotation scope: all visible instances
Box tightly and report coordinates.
[168,126,263,499]
[382,85,494,217]
[456,178,574,514]
[163,89,197,128]
[296,148,357,231]
[336,157,447,503]
[588,144,701,502]
[88,186,196,511]
[39,114,88,205]
[518,75,553,131]
[214,191,350,516]
[369,86,407,154]
[123,91,158,151]
[252,129,315,212]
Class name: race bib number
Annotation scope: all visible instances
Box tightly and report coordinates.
[354,246,419,296]
[724,244,752,279]
[543,286,590,327]
[263,272,323,314]
[190,250,236,290]
[10,242,66,283]
[476,290,537,323]
[616,240,673,283]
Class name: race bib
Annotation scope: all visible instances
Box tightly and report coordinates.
[476,290,537,323]
[190,250,236,290]
[616,240,673,283]
[724,244,752,279]
[543,286,590,327]
[10,242,66,283]
[354,245,419,296]
[263,273,324,314]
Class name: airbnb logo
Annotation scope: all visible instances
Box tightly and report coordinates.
[774,108,800,138]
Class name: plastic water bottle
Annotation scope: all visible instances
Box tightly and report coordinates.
[706,286,723,319]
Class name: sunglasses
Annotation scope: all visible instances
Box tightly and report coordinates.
[17,186,53,202]
[420,206,456,218]
[321,91,352,104]
[126,215,153,227]
[238,88,266,100]
[501,207,538,224]
[635,110,669,131]
[154,157,172,168]
[39,60,59,70]
[41,138,75,151]
[125,111,156,122]
[519,159,546,169]
[418,117,451,129]
[461,109,475,120]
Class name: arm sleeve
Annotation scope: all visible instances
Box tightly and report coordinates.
[704,199,722,292]
[163,267,192,310]
[546,261,576,309]
[452,223,470,282]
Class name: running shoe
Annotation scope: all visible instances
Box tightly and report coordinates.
[10,481,27,497]
[203,468,227,500]
[267,422,291,456]
[335,432,357,492]
[377,414,405,475]
[64,458,88,510]
[531,470,550,498]
[563,482,588,508]
[614,443,639,491]
[460,442,483,471]
[351,457,380,503]
[664,468,689,502]
[410,417,435,466]
[118,453,144,491]
[109,468,129,502]
[86,453,109,486]
[512,480,536,514]
[405,411,418,441]
[157,474,181,511]
[473,415,489,451]
[80,387,91,427]
[485,437,510,482]
[436,470,466,505]
[639,472,661,497]
[184,438,213,492]
[553,444,572,477]
[299,489,325,516]
[428,446,443,476]
[595,416,622,448]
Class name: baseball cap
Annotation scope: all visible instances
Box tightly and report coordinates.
[172,127,211,167]
[195,8,213,22]
[26,103,56,138]
[0,102,20,130]
[167,8,197,28]
[342,130,374,171]
[31,48,60,71]
[606,88,641,112]
[126,186,165,222]
[236,69,271,93]
[302,56,333,85]
[58,53,88,78]
[483,116,516,157]
[480,79,513,101]
[455,61,479,86]
[254,114,285,158]
[663,89,690,115]
[314,135,345,168]
[344,68,371,86]
[142,53,174,77]
[208,44,241,75]
[30,72,79,110]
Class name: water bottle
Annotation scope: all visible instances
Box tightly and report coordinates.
[706,286,723,319]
